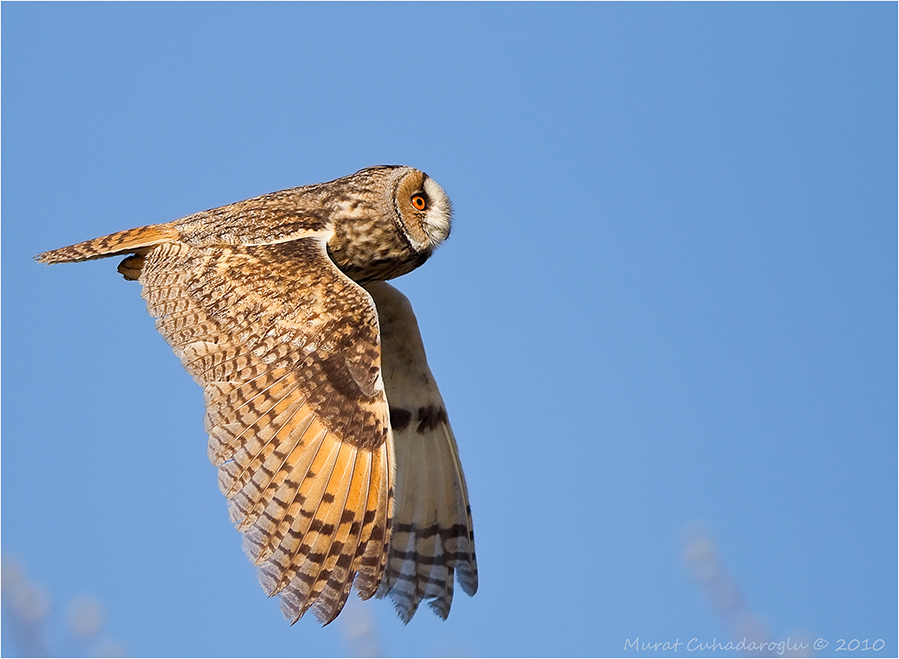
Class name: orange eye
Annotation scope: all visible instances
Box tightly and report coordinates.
[411,194,427,210]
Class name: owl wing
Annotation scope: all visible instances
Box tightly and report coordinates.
[365,282,478,622]
[137,235,393,625]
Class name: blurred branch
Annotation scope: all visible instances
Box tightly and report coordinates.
[680,522,812,658]
[2,556,126,658]
[339,596,382,658]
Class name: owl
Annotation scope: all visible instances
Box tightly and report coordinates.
[36,166,477,625]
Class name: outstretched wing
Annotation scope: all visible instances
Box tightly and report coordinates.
[365,282,478,622]
[138,235,394,625]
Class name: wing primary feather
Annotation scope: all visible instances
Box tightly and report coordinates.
[215,376,308,497]
[353,440,392,600]
[288,441,357,624]
[239,415,324,565]
[254,422,331,597]
[206,369,296,465]
[365,281,477,621]
[228,402,318,534]
[275,423,342,574]
[35,223,178,264]
[312,447,370,624]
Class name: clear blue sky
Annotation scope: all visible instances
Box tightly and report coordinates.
[3,3,896,657]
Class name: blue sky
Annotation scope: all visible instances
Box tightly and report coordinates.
[3,3,896,657]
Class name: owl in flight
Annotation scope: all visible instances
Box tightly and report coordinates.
[36,166,477,625]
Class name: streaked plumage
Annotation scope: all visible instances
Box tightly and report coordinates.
[36,166,477,625]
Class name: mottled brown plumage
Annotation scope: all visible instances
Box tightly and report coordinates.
[35,166,476,625]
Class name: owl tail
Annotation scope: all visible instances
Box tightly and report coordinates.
[35,223,178,265]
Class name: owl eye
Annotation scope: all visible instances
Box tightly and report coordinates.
[411,194,427,211]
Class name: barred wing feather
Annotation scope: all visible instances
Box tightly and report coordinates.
[366,282,478,622]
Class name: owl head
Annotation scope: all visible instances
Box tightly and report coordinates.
[326,166,453,283]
